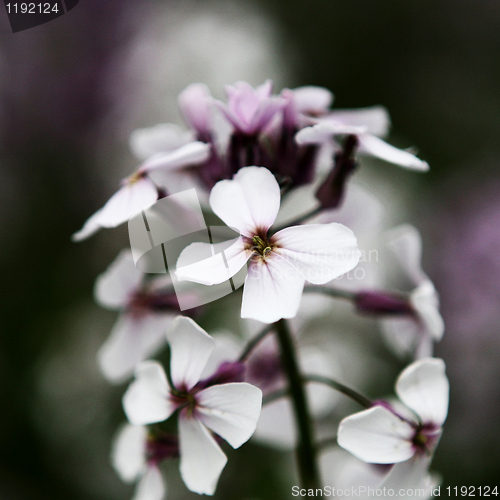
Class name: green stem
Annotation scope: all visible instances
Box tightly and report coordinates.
[275,319,320,489]
[262,388,289,406]
[303,285,356,301]
[238,324,275,362]
[303,374,372,409]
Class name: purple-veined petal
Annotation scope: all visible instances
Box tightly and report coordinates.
[395,358,449,427]
[166,316,215,391]
[175,237,250,286]
[337,406,415,464]
[94,250,143,309]
[111,424,147,483]
[178,83,213,136]
[273,223,361,284]
[130,123,194,160]
[292,86,333,115]
[295,121,366,145]
[133,466,166,500]
[241,254,305,323]
[196,382,262,448]
[179,414,227,495]
[209,166,281,237]
[358,134,429,171]
[98,313,174,384]
[327,105,391,138]
[123,361,174,425]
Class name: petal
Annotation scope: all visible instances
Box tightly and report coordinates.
[166,316,215,391]
[71,208,103,241]
[241,255,305,323]
[291,86,333,115]
[410,281,445,341]
[123,361,174,425]
[98,313,173,384]
[178,83,212,136]
[295,121,366,145]
[111,424,147,483]
[133,466,166,500]
[378,455,433,492]
[140,141,211,173]
[380,316,424,359]
[179,415,227,495]
[395,358,449,427]
[196,382,262,448]
[358,134,429,171]
[273,223,361,284]
[327,105,391,137]
[130,123,194,160]
[252,399,297,449]
[209,166,281,237]
[175,237,250,286]
[337,406,415,464]
[94,250,143,309]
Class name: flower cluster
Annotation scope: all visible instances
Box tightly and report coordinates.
[75,80,446,499]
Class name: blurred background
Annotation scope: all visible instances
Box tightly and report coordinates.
[1,0,500,498]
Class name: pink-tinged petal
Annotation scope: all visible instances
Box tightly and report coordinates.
[123,361,174,425]
[139,141,211,173]
[378,455,433,492]
[130,123,194,160]
[111,424,147,483]
[209,167,281,237]
[178,83,213,136]
[71,208,103,241]
[410,281,444,341]
[337,406,415,464]
[179,415,227,495]
[274,223,361,284]
[166,316,215,391]
[295,121,366,145]
[133,466,166,500]
[327,106,391,137]
[94,250,143,309]
[395,358,449,427]
[175,237,250,286]
[98,313,174,384]
[291,86,333,115]
[196,382,262,448]
[241,254,305,323]
[358,134,429,171]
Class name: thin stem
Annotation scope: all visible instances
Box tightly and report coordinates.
[303,285,356,301]
[238,324,275,362]
[303,374,372,409]
[262,388,289,406]
[275,319,320,490]
[272,206,323,233]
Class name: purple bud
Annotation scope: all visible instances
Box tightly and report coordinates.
[198,361,246,389]
[146,433,179,464]
[355,290,414,316]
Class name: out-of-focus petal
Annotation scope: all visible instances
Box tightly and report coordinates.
[410,281,444,341]
[71,208,103,241]
[94,250,143,309]
[166,316,215,392]
[196,382,262,448]
[377,455,433,494]
[395,358,449,427]
[358,134,429,171]
[209,167,281,237]
[140,141,211,173]
[338,406,415,464]
[291,86,333,115]
[295,121,366,145]
[178,83,213,136]
[111,424,147,483]
[123,361,174,425]
[274,223,361,284]
[133,466,166,500]
[252,399,297,449]
[179,415,227,495]
[327,106,391,137]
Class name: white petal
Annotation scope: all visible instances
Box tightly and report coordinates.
[166,316,215,391]
[327,106,391,137]
[377,455,433,493]
[337,406,415,464]
[71,208,103,241]
[98,313,173,384]
[175,237,250,286]
[358,134,429,171]
[94,250,143,309]
[274,223,361,284]
[196,382,262,448]
[130,123,194,160]
[123,361,174,425]
[111,424,147,483]
[295,121,366,145]
[133,466,166,500]
[209,167,280,237]
[140,141,211,173]
[395,358,449,427]
[380,316,423,359]
[179,415,227,495]
[241,255,305,323]
[252,399,297,449]
[410,281,444,341]
[292,86,333,114]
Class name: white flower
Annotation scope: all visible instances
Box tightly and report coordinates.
[122,316,262,495]
[94,250,179,383]
[337,358,449,467]
[175,166,361,323]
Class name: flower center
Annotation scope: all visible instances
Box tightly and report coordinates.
[252,235,273,258]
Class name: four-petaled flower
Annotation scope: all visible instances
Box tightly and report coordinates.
[122,316,262,495]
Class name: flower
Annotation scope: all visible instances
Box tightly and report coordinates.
[175,166,361,323]
[337,357,449,466]
[122,316,262,495]
[94,250,181,383]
